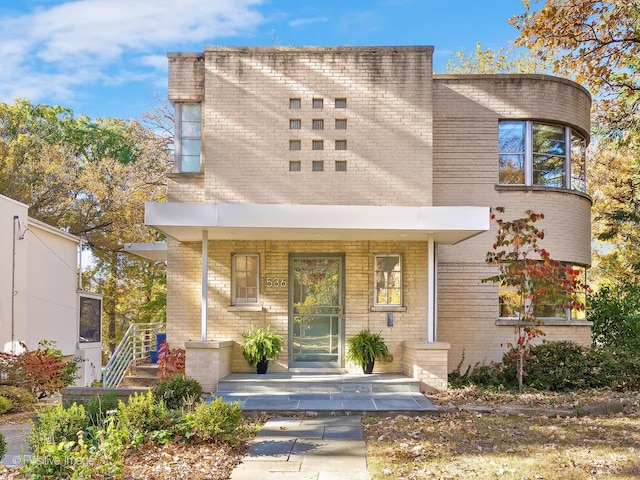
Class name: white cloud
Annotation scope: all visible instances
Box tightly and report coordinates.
[289,16,328,28]
[0,0,264,105]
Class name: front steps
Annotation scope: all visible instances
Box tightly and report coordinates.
[120,364,160,388]
[212,372,438,416]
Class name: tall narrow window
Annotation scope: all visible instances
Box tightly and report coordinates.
[374,254,402,306]
[570,132,587,193]
[533,123,565,188]
[498,121,525,184]
[232,254,259,305]
[176,103,201,173]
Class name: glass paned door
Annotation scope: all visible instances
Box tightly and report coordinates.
[290,255,344,367]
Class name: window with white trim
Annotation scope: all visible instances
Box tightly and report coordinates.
[498,265,587,320]
[232,254,259,305]
[175,103,202,173]
[498,121,587,192]
[374,254,402,306]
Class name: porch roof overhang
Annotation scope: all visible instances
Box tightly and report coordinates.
[144,202,490,244]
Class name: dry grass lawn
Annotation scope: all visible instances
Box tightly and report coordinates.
[364,388,640,480]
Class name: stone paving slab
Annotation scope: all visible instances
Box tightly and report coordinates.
[229,416,371,480]
[0,422,31,468]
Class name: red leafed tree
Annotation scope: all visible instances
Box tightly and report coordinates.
[483,208,590,390]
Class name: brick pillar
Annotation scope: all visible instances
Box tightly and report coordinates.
[184,340,233,393]
[402,340,450,392]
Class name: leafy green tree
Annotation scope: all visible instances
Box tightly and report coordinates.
[0,99,170,356]
[588,282,640,352]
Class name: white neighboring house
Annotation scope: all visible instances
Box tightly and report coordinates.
[0,193,102,386]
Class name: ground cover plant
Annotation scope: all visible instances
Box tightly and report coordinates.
[0,389,263,480]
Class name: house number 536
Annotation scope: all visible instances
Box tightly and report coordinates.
[266,277,287,288]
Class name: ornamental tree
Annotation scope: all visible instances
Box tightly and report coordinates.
[483,208,590,390]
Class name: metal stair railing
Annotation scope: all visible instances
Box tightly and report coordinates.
[102,322,166,388]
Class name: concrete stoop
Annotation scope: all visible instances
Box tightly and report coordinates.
[212,372,439,416]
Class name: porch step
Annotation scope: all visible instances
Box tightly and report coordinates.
[213,373,438,416]
[217,372,421,394]
[120,364,159,388]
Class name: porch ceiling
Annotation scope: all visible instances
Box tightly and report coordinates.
[145,203,490,244]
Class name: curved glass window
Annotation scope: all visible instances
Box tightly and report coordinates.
[499,121,587,193]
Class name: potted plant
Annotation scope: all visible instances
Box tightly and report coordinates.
[346,328,393,374]
[241,325,284,374]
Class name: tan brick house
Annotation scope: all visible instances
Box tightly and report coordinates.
[142,46,592,392]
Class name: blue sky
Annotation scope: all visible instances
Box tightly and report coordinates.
[0,0,527,121]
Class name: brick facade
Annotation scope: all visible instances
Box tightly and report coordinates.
[159,46,592,390]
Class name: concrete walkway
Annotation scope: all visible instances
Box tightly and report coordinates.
[230,416,370,480]
[0,422,31,469]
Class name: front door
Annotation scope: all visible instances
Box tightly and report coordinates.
[289,255,344,368]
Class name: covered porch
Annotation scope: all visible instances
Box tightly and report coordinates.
[141,203,490,392]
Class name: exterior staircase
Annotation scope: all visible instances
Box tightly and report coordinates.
[102,322,165,388]
[121,364,160,388]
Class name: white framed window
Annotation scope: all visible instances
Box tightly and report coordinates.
[498,120,587,192]
[374,254,402,306]
[498,265,587,321]
[232,254,259,305]
[175,103,201,173]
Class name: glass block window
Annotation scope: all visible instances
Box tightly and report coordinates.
[232,254,259,305]
[289,161,301,172]
[312,140,324,150]
[335,98,347,108]
[290,119,301,129]
[335,161,347,171]
[312,161,324,171]
[312,98,324,109]
[290,140,301,151]
[312,119,324,130]
[335,140,347,150]
[374,254,402,306]
[335,119,347,130]
[290,98,301,109]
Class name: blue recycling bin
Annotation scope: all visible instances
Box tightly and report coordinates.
[156,333,167,350]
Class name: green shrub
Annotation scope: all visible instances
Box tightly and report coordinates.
[117,390,173,445]
[0,430,6,459]
[589,283,640,352]
[182,397,243,446]
[86,390,119,427]
[27,402,88,453]
[0,395,12,414]
[153,374,203,411]
[0,385,36,411]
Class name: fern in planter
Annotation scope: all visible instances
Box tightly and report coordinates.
[241,325,284,374]
[346,328,392,374]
